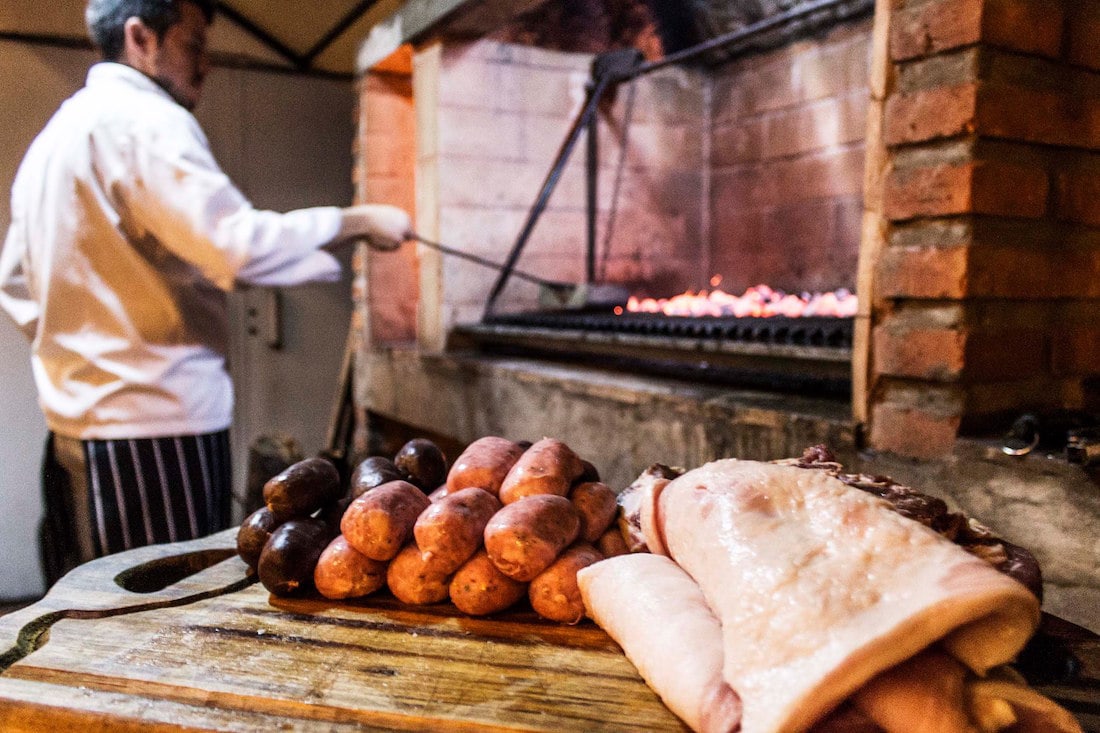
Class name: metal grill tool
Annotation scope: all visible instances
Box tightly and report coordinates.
[398,233,627,309]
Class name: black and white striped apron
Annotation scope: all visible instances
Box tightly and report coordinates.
[41,431,232,585]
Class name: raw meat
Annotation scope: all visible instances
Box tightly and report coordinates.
[654,459,1042,733]
[578,553,741,733]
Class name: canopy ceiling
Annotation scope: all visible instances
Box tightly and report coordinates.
[0,0,413,78]
[0,1,874,78]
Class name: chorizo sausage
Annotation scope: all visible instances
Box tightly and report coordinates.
[340,480,431,561]
[449,550,528,616]
[498,438,584,504]
[569,481,618,543]
[313,534,388,600]
[528,543,604,624]
[386,542,453,605]
[483,494,581,581]
[446,436,526,497]
[413,487,501,574]
[596,526,631,558]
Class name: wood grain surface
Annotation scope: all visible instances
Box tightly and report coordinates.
[0,530,686,732]
[0,530,1095,732]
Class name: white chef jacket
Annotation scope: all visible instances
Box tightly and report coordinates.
[0,62,344,440]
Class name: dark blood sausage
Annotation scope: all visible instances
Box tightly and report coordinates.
[313,535,388,600]
[577,459,601,484]
[446,436,526,497]
[393,438,448,493]
[341,480,431,561]
[498,438,585,505]
[386,543,454,605]
[483,494,581,582]
[237,506,281,570]
[569,481,618,543]
[413,487,501,574]
[257,518,330,597]
[529,543,604,624]
[317,496,351,537]
[349,456,404,500]
[449,550,528,616]
[263,457,343,522]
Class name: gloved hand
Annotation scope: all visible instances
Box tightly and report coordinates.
[336,204,412,251]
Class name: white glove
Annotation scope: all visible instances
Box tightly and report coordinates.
[337,204,412,251]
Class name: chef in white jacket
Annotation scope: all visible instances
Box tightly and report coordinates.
[0,0,409,583]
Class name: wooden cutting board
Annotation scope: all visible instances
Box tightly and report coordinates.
[0,529,688,732]
[0,531,1096,732]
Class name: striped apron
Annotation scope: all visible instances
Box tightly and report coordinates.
[40,431,232,585]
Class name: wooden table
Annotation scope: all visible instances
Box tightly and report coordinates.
[0,530,1095,732]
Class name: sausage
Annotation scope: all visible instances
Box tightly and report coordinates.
[257,518,330,597]
[263,457,343,522]
[595,526,631,558]
[413,487,501,574]
[349,456,404,500]
[386,543,454,605]
[393,438,448,493]
[498,438,584,504]
[446,436,526,497]
[569,481,618,543]
[483,494,581,581]
[529,543,604,624]
[237,506,281,571]
[577,459,601,484]
[313,535,388,600]
[449,550,528,616]
[340,480,431,561]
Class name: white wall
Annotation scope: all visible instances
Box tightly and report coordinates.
[0,41,356,600]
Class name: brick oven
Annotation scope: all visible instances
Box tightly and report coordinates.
[348,0,1100,629]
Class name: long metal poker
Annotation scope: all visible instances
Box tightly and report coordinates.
[408,233,575,294]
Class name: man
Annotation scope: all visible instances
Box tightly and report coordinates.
[0,0,410,583]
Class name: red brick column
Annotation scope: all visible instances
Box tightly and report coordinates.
[354,54,419,347]
[866,0,1100,457]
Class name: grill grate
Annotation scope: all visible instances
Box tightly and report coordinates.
[455,309,854,396]
[484,311,854,349]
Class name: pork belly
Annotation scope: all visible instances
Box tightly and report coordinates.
[654,459,1042,733]
[577,553,741,733]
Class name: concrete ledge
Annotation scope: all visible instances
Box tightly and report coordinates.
[359,346,856,488]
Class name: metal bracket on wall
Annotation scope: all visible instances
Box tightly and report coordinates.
[245,288,283,350]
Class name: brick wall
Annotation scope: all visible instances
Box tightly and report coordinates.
[867,0,1100,457]
[416,39,707,335]
[710,19,872,294]
[355,61,419,346]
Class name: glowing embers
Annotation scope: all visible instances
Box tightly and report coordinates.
[618,278,858,319]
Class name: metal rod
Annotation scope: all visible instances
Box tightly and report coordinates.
[586,89,599,285]
[412,235,574,292]
[482,73,613,316]
[215,2,305,69]
[628,0,869,80]
[302,0,380,65]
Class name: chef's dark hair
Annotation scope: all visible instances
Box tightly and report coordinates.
[86,0,215,60]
